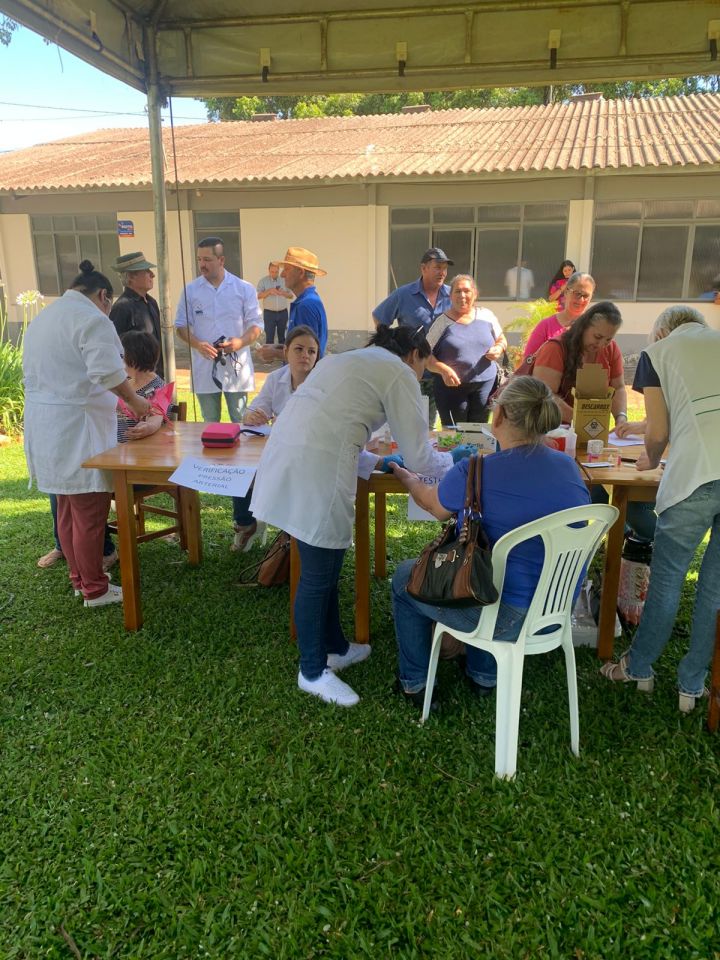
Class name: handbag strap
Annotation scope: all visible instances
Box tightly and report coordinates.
[473,454,483,516]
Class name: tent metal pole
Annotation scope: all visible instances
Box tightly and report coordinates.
[147,80,176,387]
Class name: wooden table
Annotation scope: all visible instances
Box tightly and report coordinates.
[83,422,267,631]
[356,448,662,659]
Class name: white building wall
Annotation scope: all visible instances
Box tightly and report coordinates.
[0,214,38,324]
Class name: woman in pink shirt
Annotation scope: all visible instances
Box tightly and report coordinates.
[547,259,576,310]
[521,272,595,362]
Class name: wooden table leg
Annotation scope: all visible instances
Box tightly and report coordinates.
[355,479,370,644]
[289,538,300,641]
[114,469,142,631]
[178,488,202,565]
[374,492,387,578]
[707,612,720,733]
[597,486,628,660]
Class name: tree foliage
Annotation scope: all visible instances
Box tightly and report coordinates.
[200,76,718,122]
[1,16,17,46]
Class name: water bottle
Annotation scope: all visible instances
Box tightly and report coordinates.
[618,536,653,626]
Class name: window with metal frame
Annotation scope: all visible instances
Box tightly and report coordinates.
[389,204,568,299]
[31,214,121,297]
[193,212,242,279]
[591,199,720,301]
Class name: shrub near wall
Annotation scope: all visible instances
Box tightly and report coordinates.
[0,290,44,438]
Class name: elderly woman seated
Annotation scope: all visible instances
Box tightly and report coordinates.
[389,376,591,707]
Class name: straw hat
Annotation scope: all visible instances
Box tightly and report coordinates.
[112,251,156,273]
[275,246,327,277]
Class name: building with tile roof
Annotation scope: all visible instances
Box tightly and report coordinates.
[1,94,719,350]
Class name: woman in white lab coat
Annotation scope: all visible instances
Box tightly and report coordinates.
[251,325,465,708]
[23,260,150,607]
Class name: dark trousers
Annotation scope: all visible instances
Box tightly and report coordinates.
[294,540,350,680]
[433,376,495,428]
[264,309,288,345]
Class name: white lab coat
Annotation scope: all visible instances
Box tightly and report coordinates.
[250,346,452,548]
[23,289,127,494]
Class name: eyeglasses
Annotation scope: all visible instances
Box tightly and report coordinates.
[567,289,592,301]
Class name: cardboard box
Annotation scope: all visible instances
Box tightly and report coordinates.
[572,364,614,447]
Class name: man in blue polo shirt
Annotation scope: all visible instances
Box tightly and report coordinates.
[258,247,328,363]
[373,247,453,427]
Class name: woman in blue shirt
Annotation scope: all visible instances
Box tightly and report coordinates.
[426,274,506,426]
[390,375,591,706]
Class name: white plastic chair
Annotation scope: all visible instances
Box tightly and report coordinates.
[421,504,619,779]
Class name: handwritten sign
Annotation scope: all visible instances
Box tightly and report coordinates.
[168,457,256,497]
[407,475,440,522]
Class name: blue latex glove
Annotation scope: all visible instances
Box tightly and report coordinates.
[380,454,405,473]
[450,444,476,464]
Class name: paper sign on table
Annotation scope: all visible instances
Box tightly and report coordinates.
[608,431,644,446]
[407,475,441,522]
[169,457,256,496]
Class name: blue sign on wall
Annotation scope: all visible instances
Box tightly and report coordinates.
[117,220,135,237]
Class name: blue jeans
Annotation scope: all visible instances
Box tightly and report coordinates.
[392,558,528,692]
[590,485,657,542]
[295,540,350,680]
[49,494,114,556]
[433,376,495,428]
[197,391,247,424]
[626,479,720,697]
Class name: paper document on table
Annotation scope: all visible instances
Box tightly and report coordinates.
[168,457,256,496]
[407,475,441,522]
[608,431,644,446]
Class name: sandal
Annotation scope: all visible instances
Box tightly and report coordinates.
[37,548,64,568]
[600,654,654,692]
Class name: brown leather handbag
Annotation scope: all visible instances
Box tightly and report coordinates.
[237,531,291,588]
[406,455,498,608]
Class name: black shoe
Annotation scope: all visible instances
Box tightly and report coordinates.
[466,676,495,698]
[393,677,439,712]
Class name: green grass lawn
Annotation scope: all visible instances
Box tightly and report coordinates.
[1,438,718,959]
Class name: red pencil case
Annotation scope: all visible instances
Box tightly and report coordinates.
[201,422,242,448]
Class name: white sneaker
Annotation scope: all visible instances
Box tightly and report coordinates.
[297,668,359,707]
[326,643,372,673]
[84,583,123,608]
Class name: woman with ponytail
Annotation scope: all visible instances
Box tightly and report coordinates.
[23,261,151,608]
[250,324,466,708]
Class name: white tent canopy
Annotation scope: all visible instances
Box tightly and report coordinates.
[3,0,720,98]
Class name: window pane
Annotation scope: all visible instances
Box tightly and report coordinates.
[33,234,59,297]
[52,216,74,232]
[75,215,97,231]
[96,214,117,231]
[523,203,567,221]
[522,224,567,299]
[637,225,688,299]
[477,205,520,223]
[56,234,80,291]
[389,227,429,287]
[433,206,474,224]
[432,229,473,277]
[643,200,693,220]
[220,234,242,277]
[595,201,642,221]
[99,233,121,280]
[592,224,639,299]
[390,208,430,225]
[476,228,520,298]
[194,211,240,229]
[696,199,720,219]
[689,225,720,297]
[79,234,99,266]
[31,215,52,231]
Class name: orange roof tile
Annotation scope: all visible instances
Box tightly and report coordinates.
[1,94,720,192]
